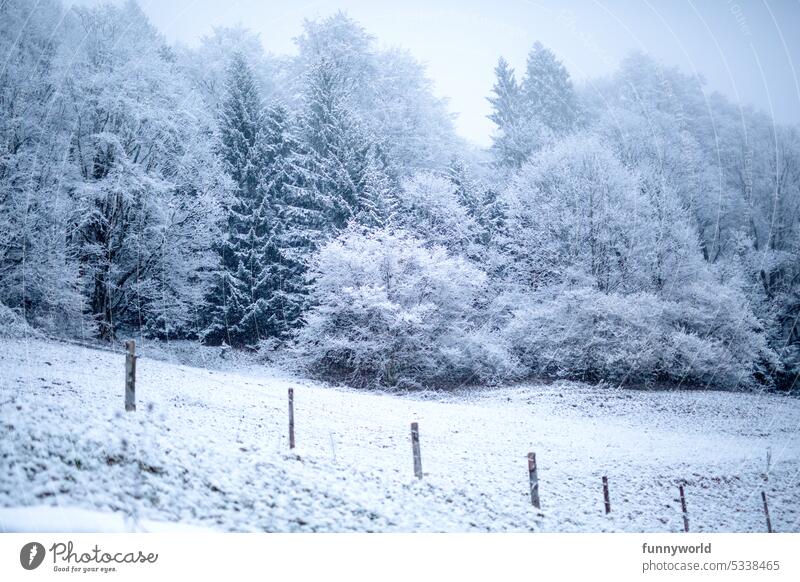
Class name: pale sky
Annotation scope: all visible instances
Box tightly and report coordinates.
[70,0,800,146]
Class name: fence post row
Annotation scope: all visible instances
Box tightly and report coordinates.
[411,422,422,479]
[124,340,136,412]
[118,346,782,530]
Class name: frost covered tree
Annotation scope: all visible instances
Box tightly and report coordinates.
[294,228,518,388]
[202,53,270,347]
[0,0,85,331]
[499,133,776,389]
[392,172,476,256]
[291,12,457,175]
[62,2,225,340]
[521,42,581,135]
[487,57,552,169]
[585,52,800,387]
[487,57,547,168]
[487,58,521,132]
[488,43,578,168]
[256,104,308,339]
[285,54,393,249]
[179,26,275,115]
[502,135,652,293]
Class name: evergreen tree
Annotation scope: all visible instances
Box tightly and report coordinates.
[286,57,391,244]
[203,53,269,347]
[487,56,551,168]
[257,104,308,338]
[488,57,521,131]
[355,145,394,228]
[521,42,580,135]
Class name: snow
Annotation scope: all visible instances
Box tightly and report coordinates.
[1,337,798,532]
[0,506,211,533]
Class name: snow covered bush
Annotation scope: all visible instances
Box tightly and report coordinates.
[504,289,664,384]
[502,134,655,293]
[0,303,40,339]
[393,172,477,255]
[664,279,778,388]
[293,228,519,388]
[504,284,776,390]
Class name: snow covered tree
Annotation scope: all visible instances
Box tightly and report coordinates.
[488,58,521,131]
[521,42,581,135]
[487,57,547,168]
[0,0,85,332]
[392,172,476,257]
[291,13,457,175]
[502,135,652,293]
[202,53,269,347]
[178,26,275,115]
[255,104,308,339]
[60,1,225,341]
[285,55,393,246]
[294,228,519,388]
[499,132,776,388]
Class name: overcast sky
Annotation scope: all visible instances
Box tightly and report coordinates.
[70,0,800,146]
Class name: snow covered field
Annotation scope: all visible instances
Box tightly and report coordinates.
[1,337,798,533]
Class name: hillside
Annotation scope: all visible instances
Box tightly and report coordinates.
[1,338,798,532]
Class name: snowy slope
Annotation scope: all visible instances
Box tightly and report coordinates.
[1,337,798,532]
[0,506,211,532]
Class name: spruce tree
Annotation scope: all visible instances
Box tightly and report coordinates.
[487,56,550,168]
[286,57,391,245]
[257,104,308,338]
[203,53,268,347]
[521,42,580,135]
[488,57,521,130]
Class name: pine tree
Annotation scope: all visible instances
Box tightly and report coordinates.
[521,42,580,135]
[487,56,551,168]
[287,57,391,241]
[488,57,521,130]
[355,145,394,228]
[203,53,269,347]
[488,57,525,168]
[257,104,308,338]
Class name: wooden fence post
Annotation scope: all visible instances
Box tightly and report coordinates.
[761,491,773,533]
[411,422,422,479]
[527,452,540,509]
[124,340,136,412]
[602,476,611,514]
[765,447,772,481]
[679,485,689,532]
[288,388,295,450]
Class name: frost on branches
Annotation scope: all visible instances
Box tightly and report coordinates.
[1,2,798,390]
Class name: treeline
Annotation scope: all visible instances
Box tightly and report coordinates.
[1,0,798,390]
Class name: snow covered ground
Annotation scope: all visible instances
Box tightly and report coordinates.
[1,337,798,532]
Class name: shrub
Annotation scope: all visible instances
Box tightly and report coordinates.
[503,285,776,390]
[293,228,521,388]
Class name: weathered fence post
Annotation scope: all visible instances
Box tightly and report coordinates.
[679,485,689,532]
[761,491,773,533]
[124,340,136,412]
[602,476,611,514]
[411,422,422,479]
[527,452,540,509]
[288,388,295,450]
[765,447,772,481]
